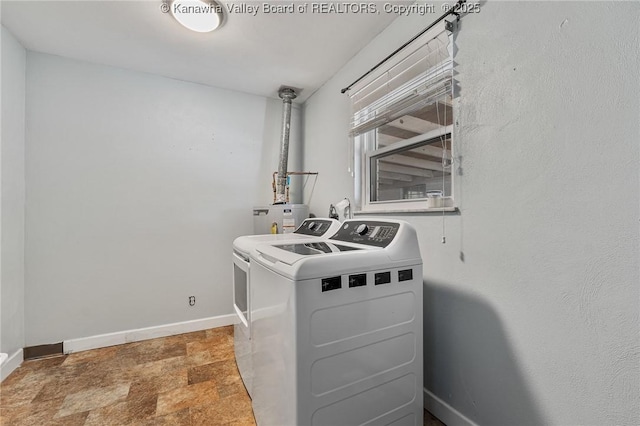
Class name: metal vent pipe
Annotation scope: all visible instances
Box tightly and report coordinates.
[275,87,297,204]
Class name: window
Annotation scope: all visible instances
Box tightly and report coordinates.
[348,21,455,213]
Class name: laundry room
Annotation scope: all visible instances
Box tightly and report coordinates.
[1,1,638,425]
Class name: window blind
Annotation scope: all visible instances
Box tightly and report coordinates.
[347,20,453,137]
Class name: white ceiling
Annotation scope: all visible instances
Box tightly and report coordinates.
[1,0,406,102]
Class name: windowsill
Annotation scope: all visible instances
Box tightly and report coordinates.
[354,206,459,215]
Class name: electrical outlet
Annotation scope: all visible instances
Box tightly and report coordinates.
[188,296,196,306]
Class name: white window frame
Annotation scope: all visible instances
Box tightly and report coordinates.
[356,123,455,214]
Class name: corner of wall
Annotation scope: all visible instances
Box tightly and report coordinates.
[0,349,23,382]
[0,24,27,362]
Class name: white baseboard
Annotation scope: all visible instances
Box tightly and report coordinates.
[64,314,237,354]
[0,349,23,382]
[424,388,478,426]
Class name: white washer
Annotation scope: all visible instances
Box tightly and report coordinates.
[250,219,423,426]
[232,218,342,398]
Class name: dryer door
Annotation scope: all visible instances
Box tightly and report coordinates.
[233,251,253,398]
[232,252,250,334]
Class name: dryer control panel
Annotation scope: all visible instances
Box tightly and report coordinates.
[330,220,400,247]
[294,219,335,237]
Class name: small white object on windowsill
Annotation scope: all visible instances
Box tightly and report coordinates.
[426,191,444,209]
[334,198,352,221]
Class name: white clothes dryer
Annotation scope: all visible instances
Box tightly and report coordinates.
[249,219,423,426]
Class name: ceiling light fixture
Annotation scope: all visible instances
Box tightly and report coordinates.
[168,0,225,33]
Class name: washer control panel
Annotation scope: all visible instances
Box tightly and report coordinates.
[330,221,400,247]
[294,219,335,237]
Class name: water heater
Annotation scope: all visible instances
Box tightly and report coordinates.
[253,204,309,234]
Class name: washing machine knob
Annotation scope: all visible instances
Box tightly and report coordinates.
[356,224,369,235]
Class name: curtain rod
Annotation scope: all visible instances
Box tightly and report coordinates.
[340,0,466,95]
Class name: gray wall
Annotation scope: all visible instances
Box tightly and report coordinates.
[24,52,290,345]
[302,2,639,425]
[1,26,26,360]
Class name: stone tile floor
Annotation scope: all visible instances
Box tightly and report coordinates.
[0,326,445,425]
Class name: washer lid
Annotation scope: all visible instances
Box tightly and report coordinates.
[254,241,371,266]
[272,242,362,256]
[232,218,342,256]
[233,233,308,256]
